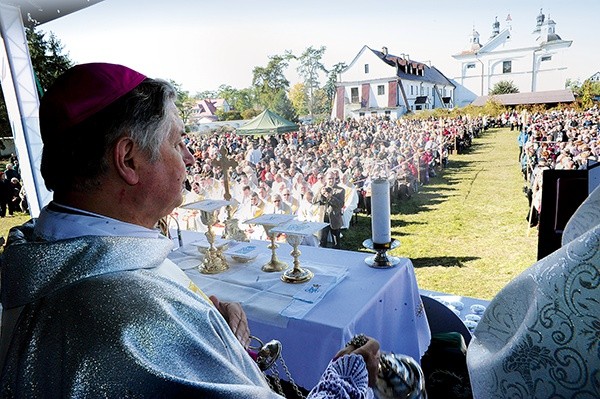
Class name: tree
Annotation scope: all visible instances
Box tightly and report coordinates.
[570,78,600,109]
[482,98,506,116]
[252,54,292,109]
[579,79,594,110]
[1,27,72,136]
[216,85,256,115]
[311,87,330,119]
[195,90,217,100]
[295,46,327,118]
[216,109,242,121]
[270,89,297,122]
[323,62,347,115]
[489,80,519,95]
[241,108,260,120]
[170,80,196,129]
[289,83,308,117]
[565,78,581,94]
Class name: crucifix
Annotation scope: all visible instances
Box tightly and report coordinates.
[216,146,248,241]
[216,146,237,202]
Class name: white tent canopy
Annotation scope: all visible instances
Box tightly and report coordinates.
[0,0,103,216]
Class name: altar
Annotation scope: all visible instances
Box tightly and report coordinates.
[169,231,431,389]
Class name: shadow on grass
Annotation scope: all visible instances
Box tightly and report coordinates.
[340,147,487,250]
[346,214,425,231]
[392,187,451,216]
[410,256,480,268]
[391,219,426,229]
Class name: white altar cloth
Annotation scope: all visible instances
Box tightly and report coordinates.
[170,232,431,389]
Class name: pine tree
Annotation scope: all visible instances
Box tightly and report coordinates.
[1,27,72,137]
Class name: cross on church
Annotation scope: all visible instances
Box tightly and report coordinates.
[216,146,237,201]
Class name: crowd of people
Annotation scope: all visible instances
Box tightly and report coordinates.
[170,114,484,246]
[0,158,25,218]
[516,106,600,226]
[2,62,599,398]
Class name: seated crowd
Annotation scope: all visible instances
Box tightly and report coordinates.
[170,115,483,244]
[517,106,600,225]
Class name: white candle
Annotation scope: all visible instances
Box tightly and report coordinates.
[371,179,391,244]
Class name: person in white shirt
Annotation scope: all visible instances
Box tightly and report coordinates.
[281,189,299,215]
[264,193,292,215]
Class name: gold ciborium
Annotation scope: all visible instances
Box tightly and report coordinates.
[182,199,231,274]
[244,214,295,273]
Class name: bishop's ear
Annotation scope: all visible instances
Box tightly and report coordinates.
[113,137,140,185]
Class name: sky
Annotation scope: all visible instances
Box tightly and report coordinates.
[40,0,599,95]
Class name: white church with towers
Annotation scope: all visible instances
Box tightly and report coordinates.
[452,9,573,107]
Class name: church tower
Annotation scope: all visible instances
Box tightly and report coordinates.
[469,27,482,52]
[489,17,500,40]
[539,14,561,44]
[532,8,545,35]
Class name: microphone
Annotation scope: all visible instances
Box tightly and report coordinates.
[168,214,184,248]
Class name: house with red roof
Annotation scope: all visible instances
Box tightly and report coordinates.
[331,45,455,120]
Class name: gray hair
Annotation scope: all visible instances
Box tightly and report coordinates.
[41,79,177,192]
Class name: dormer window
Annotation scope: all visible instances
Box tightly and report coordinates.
[364,64,369,74]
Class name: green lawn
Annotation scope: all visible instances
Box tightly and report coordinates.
[0,128,537,300]
[342,127,538,300]
[0,213,29,244]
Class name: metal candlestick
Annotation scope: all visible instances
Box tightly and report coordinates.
[280,233,313,283]
[363,238,401,268]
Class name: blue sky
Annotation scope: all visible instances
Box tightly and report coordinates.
[41,0,598,94]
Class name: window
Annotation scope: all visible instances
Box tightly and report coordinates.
[503,61,512,74]
[351,87,359,103]
[466,63,476,69]
[377,85,385,95]
[364,64,369,74]
[541,55,552,62]
[410,85,414,95]
[359,112,365,117]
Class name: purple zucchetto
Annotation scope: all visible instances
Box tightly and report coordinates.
[39,62,146,140]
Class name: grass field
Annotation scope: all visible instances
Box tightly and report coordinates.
[0,127,537,300]
[342,127,538,300]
